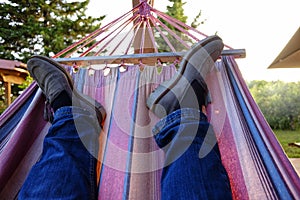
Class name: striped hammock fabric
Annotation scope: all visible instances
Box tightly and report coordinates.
[0,57,299,199]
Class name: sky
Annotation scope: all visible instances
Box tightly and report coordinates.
[87,0,300,82]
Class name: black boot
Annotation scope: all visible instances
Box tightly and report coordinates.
[27,55,106,124]
[147,35,224,118]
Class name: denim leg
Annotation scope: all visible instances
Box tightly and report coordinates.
[19,107,100,200]
[153,108,232,200]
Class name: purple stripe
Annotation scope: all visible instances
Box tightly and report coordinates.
[0,90,47,192]
[228,56,300,199]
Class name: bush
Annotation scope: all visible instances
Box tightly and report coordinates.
[248,80,300,130]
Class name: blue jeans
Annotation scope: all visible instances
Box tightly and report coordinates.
[19,107,100,200]
[153,108,232,200]
[19,107,231,199]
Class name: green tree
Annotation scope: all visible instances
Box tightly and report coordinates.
[0,0,105,61]
[165,0,187,24]
[0,0,105,113]
[191,10,206,28]
[248,80,300,130]
[156,0,205,52]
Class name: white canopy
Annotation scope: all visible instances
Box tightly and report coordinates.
[268,27,300,68]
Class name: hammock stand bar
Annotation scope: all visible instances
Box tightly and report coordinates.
[54,49,246,66]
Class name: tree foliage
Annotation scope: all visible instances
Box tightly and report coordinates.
[191,10,206,29]
[165,0,187,24]
[0,0,105,61]
[248,80,300,130]
[0,0,105,113]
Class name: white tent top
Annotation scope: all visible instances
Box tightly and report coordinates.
[268,27,300,69]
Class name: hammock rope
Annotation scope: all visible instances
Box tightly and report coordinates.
[54,1,233,62]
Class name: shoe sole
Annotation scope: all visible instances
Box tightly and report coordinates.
[146,35,221,112]
[31,55,106,123]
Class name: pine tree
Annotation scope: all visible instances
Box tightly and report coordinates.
[0,0,105,61]
[165,0,187,25]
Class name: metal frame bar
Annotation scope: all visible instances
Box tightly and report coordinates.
[55,49,246,66]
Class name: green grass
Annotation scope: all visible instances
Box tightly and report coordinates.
[273,129,300,158]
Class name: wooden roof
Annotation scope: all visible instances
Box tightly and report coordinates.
[0,59,28,84]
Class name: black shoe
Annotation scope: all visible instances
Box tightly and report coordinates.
[146,35,224,118]
[27,55,106,123]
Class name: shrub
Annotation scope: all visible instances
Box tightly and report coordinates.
[248,80,300,130]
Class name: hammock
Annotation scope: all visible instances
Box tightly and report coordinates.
[0,1,299,199]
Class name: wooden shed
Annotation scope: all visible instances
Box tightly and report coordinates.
[0,59,28,105]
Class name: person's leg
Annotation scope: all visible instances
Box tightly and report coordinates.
[19,56,106,199]
[147,35,232,199]
[19,106,100,199]
[153,108,232,200]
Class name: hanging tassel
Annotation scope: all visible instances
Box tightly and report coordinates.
[88,67,95,76]
[119,60,127,73]
[139,59,145,71]
[72,62,79,73]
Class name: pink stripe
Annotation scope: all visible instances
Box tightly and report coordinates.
[206,66,249,199]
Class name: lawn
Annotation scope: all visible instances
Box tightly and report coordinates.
[273,129,300,158]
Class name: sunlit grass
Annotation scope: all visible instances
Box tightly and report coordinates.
[273,129,300,158]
